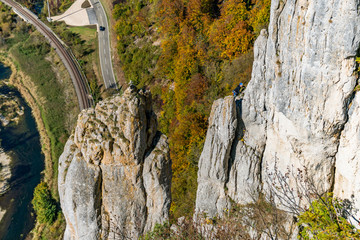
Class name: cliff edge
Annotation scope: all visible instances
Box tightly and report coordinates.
[196,0,360,220]
[58,86,172,240]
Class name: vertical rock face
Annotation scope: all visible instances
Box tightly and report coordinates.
[196,0,360,218]
[260,0,360,196]
[195,97,237,217]
[58,87,172,240]
[334,93,360,224]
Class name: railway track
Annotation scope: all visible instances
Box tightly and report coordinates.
[1,0,93,110]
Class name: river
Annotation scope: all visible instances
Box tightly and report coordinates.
[0,62,44,240]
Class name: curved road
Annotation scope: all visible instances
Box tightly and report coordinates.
[90,0,117,89]
[0,0,93,110]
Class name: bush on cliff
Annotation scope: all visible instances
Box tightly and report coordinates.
[142,163,360,239]
[32,182,57,224]
[142,193,360,239]
[298,193,360,239]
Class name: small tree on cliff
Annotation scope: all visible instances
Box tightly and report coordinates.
[32,182,57,224]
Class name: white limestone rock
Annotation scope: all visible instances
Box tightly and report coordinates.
[59,87,172,240]
[195,96,237,218]
[195,0,360,218]
[334,93,360,227]
[260,0,360,199]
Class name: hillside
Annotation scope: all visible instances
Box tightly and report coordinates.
[59,0,360,238]
[4,0,360,238]
[111,0,271,218]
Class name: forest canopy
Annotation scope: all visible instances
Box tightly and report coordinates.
[113,0,271,219]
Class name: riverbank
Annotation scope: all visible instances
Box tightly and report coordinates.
[0,58,48,239]
[0,54,53,186]
[0,47,77,238]
[0,81,44,240]
[0,5,79,238]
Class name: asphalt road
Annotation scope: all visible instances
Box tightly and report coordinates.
[0,0,93,110]
[90,0,117,89]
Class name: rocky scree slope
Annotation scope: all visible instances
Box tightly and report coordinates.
[58,86,172,240]
[196,0,360,220]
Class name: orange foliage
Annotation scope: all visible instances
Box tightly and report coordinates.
[155,0,270,219]
[107,0,274,219]
[112,0,271,218]
[185,73,209,105]
[158,0,185,37]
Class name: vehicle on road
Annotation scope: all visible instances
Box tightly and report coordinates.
[99,26,105,31]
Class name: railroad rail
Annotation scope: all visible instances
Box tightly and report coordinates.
[1,0,93,110]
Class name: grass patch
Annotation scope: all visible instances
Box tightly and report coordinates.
[50,22,103,102]
[32,212,66,240]
[58,0,75,15]
[9,32,72,178]
[68,26,97,42]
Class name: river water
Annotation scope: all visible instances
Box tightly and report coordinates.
[0,62,44,240]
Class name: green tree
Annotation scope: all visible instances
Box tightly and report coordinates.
[32,182,57,224]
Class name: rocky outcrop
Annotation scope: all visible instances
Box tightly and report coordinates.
[196,0,360,219]
[0,90,24,127]
[0,148,11,195]
[58,86,172,240]
[0,87,24,195]
[195,96,262,218]
[195,97,237,217]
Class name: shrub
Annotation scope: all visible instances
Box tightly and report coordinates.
[298,193,360,239]
[32,182,57,224]
[142,222,172,240]
[264,161,360,239]
[141,219,203,240]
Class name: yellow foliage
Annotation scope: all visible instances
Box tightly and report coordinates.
[209,0,252,59]
[112,0,270,219]
[154,0,271,219]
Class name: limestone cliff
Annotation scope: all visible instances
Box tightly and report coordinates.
[58,86,172,240]
[196,0,360,219]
